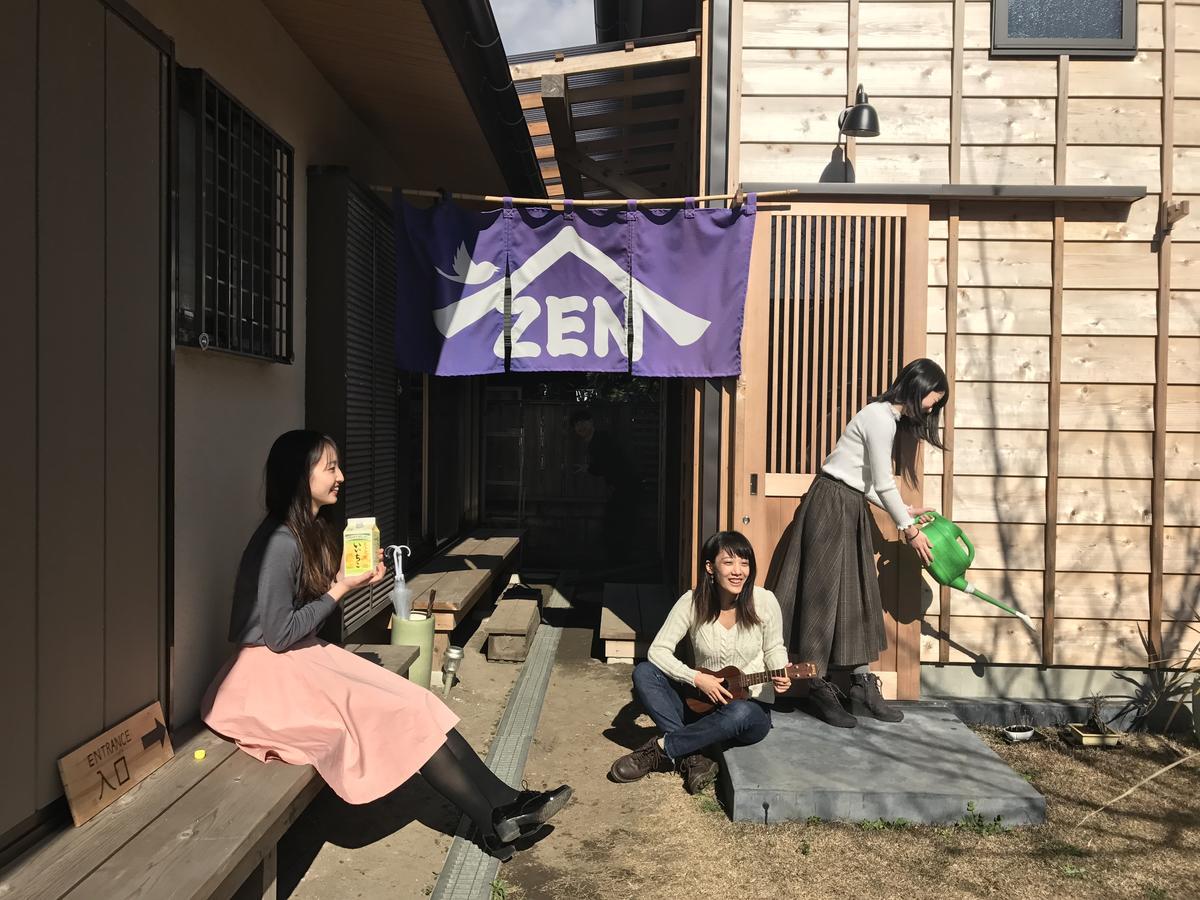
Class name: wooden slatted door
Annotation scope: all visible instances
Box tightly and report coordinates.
[734,202,929,700]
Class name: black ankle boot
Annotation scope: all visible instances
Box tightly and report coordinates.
[806,677,857,728]
[849,673,904,723]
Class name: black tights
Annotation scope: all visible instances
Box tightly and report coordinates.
[418,729,520,837]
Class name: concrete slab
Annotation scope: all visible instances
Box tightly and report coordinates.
[718,704,1045,826]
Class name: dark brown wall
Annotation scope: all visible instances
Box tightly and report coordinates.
[0,0,168,842]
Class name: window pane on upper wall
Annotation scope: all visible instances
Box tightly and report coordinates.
[1008,0,1124,40]
[992,0,1136,57]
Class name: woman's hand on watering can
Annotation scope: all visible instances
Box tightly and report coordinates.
[904,525,935,565]
[907,505,934,519]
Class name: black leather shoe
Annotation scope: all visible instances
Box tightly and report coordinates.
[608,737,673,783]
[807,677,858,728]
[494,785,573,842]
[481,832,515,861]
[850,673,904,722]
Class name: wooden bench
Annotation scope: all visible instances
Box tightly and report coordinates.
[0,643,417,899]
[599,583,674,664]
[396,529,523,670]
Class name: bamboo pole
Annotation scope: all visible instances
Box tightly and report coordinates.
[380,186,761,207]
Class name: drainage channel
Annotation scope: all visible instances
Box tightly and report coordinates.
[430,586,568,900]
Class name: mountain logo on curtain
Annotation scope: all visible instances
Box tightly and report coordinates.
[430,225,710,362]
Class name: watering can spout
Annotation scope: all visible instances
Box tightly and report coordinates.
[918,512,1035,631]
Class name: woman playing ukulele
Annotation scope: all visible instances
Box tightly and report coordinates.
[608,531,790,794]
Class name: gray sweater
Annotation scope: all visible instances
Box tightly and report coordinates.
[227,518,337,652]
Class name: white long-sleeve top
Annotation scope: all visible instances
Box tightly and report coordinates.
[647,587,789,703]
[821,400,915,530]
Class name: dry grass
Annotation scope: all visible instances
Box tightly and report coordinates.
[508,660,1200,900]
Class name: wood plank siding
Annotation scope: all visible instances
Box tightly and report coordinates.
[734,0,1200,670]
[0,0,168,843]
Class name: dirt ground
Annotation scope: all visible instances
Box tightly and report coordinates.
[276,590,1200,900]
[278,620,523,899]
[505,627,1200,900]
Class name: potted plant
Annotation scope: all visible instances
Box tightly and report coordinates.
[1066,693,1123,747]
[1003,718,1035,743]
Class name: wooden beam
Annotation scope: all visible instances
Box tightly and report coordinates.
[939,204,960,664]
[1045,205,1064,667]
[541,74,584,199]
[575,131,678,157]
[570,72,692,105]
[559,148,656,198]
[1043,55,1069,667]
[950,0,965,183]
[1054,55,1069,187]
[510,39,699,81]
[1150,0,1177,665]
[845,0,859,172]
[573,104,687,134]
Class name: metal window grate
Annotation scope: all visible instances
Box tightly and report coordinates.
[177,68,294,362]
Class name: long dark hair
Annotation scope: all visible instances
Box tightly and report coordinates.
[692,531,761,629]
[265,430,340,603]
[872,358,948,450]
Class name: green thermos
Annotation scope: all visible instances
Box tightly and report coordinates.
[918,511,1034,629]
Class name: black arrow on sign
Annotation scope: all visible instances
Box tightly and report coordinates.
[142,719,167,751]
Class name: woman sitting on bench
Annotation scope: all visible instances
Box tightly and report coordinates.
[203,429,571,860]
[608,531,789,794]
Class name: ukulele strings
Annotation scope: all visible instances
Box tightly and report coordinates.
[737,668,787,688]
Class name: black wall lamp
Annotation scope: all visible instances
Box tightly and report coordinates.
[839,85,880,138]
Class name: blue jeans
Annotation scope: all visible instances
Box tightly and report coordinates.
[632,661,772,760]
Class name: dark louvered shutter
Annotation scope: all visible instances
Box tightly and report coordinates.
[306,171,399,638]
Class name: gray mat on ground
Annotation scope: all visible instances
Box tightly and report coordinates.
[718,704,1045,826]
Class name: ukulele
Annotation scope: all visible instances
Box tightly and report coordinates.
[685,661,819,714]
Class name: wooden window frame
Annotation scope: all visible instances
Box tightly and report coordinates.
[990,0,1138,59]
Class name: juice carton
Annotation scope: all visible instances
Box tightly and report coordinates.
[343,517,380,577]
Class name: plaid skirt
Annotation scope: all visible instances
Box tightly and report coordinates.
[770,472,888,674]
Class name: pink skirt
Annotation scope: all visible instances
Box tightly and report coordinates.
[201,638,459,804]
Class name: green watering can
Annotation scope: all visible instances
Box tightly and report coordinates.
[918,511,1035,630]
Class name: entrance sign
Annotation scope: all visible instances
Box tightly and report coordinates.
[57,701,174,826]
[394,194,756,376]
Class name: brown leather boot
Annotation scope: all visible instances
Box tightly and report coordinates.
[608,737,673,783]
[806,677,858,728]
[850,673,904,722]
[681,754,719,794]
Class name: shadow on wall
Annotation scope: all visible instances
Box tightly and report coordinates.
[820,146,855,184]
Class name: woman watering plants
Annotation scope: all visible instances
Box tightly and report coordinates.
[202,430,571,860]
[772,358,947,728]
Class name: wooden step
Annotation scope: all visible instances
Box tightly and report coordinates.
[600,583,674,664]
[486,598,540,662]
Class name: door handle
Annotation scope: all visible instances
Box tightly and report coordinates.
[749,474,758,496]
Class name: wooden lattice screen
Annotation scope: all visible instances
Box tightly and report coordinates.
[732,202,928,699]
[765,213,910,476]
